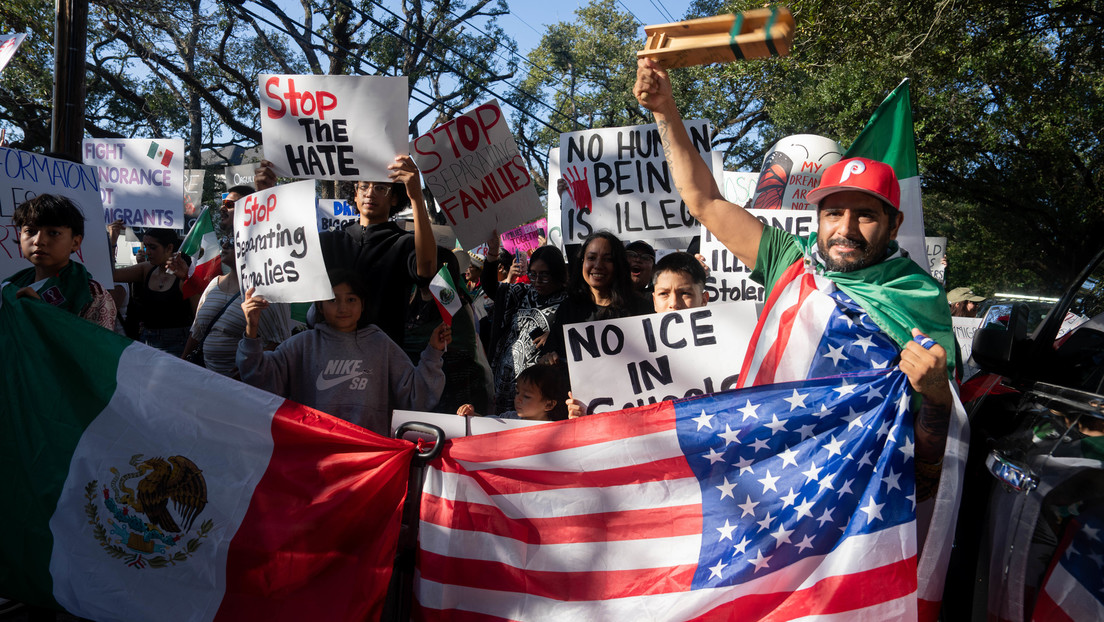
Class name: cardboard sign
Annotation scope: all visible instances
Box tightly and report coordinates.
[0,147,113,287]
[83,139,185,229]
[233,180,331,303]
[700,209,817,304]
[183,169,205,217]
[546,146,563,250]
[500,218,546,256]
[952,316,983,362]
[259,74,408,181]
[564,303,757,414]
[749,134,843,210]
[558,120,713,244]
[317,198,358,233]
[412,100,543,249]
[720,171,757,207]
[926,236,946,284]
[0,33,27,75]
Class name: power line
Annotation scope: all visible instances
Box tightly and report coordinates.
[352,0,572,128]
[647,0,677,23]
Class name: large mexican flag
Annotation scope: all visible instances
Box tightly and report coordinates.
[0,284,414,621]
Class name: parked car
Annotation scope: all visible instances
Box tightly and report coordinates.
[943,247,1104,620]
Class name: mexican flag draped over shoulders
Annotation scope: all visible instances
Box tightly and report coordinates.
[845,78,928,271]
[0,284,413,621]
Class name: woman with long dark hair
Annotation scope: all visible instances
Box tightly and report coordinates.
[541,231,653,367]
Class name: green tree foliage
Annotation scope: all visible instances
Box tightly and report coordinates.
[686,0,1104,293]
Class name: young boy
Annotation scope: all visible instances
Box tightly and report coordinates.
[651,251,709,313]
[5,194,118,330]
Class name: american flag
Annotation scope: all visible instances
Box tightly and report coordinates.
[1032,515,1104,621]
[739,258,903,389]
[415,369,921,620]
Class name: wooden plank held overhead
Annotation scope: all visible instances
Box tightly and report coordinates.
[637,7,796,68]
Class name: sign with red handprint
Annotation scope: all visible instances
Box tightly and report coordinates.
[557,120,713,244]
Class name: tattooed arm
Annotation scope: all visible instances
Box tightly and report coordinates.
[900,328,954,465]
[634,58,764,268]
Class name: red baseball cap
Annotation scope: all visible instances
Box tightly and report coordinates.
[806,157,901,210]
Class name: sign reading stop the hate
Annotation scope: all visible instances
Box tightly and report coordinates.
[258,74,407,181]
[412,100,543,250]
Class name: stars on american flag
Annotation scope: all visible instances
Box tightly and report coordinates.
[677,369,917,588]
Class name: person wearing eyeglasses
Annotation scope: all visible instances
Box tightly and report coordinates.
[481,231,569,415]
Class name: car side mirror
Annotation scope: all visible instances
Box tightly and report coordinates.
[971,303,1032,379]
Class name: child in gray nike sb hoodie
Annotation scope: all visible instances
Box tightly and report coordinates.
[236,270,452,436]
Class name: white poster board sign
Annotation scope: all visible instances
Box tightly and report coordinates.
[412,101,542,250]
[749,134,843,210]
[558,120,712,244]
[720,171,758,208]
[701,209,817,304]
[317,198,358,233]
[391,409,542,443]
[952,316,983,364]
[0,33,28,75]
[0,147,113,287]
[233,180,331,303]
[259,74,407,181]
[564,303,757,414]
[83,138,185,229]
[926,236,946,284]
[546,146,563,250]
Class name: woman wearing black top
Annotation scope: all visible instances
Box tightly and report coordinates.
[541,231,653,369]
[110,226,195,356]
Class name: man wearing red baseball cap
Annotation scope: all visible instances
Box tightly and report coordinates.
[636,57,959,614]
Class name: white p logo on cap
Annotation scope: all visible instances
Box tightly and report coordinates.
[839,160,866,183]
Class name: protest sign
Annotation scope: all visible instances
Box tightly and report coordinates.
[83,138,185,229]
[391,410,542,444]
[564,302,757,414]
[0,147,113,286]
[0,33,27,75]
[233,180,331,303]
[224,163,257,190]
[500,218,546,256]
[701,209,817,304]
[412,100,543,249]
[558,120,712,244]
[926,236,946,284]
[952,316,983,363]
[259,74,407,181]
[721,171,757,207]
[546,146,563,249]
[183,168,205,218]
[749,134,842,210]
[317,198,358,233]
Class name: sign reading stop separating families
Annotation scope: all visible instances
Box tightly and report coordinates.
[233,180,331,303]
[558,120,712,244]
[412,100,543,250]
[82,138,185,229]
[564,303,757,414]
[259,74,408,181]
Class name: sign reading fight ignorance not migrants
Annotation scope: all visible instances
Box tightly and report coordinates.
[233,180,332,303]
[564,302,757,415]
[82,138,185,229]
[558,120,713,244]
[412,100,543,250]
[700,209,818,304]
[259,74,407,181]
[0,147,113,288]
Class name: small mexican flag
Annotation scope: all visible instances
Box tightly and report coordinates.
[0,284,414,622]
[844,78,928,271]
[428,265,462,326]
[147,141,174,167]
[178,206,222,299]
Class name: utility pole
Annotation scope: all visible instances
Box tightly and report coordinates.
[51,0,88,159]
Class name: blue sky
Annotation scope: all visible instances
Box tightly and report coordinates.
[501,1,694,56]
